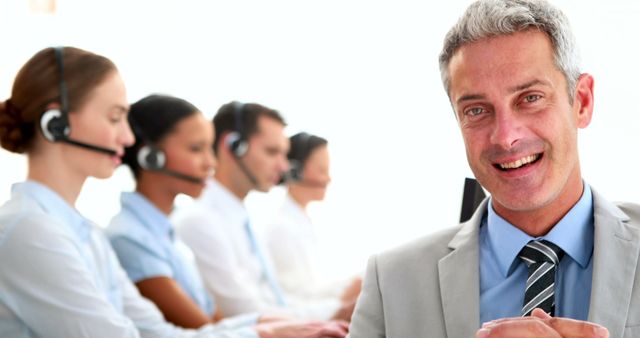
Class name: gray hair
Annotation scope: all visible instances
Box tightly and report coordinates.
[439,0,581,101]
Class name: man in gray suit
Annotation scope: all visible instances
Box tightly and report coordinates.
[348,1,640,337]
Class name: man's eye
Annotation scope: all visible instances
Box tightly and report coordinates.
[524,94,541,103]
[465,107,485,116]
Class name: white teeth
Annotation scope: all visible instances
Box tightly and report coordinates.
[499,154,539,169]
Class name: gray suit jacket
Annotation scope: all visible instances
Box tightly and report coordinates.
[348,189,640,338]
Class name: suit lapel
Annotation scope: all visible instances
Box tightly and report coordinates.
[588,189,640,337]
[438,199,487,338]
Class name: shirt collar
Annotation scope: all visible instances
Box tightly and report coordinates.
[486,183,594,277]
[199,178,249,226]
[12,180,93,242]
[121,191,174,240]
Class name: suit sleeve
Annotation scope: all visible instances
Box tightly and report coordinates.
[347,255,386,338]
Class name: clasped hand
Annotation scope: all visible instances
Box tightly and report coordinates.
[476,308,609,338]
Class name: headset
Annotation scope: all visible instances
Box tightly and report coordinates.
[280,132,311,184]
[280,132,328,188]
[39,46,118,156]
[225,101,258,185]
[287,132,313,182]
[226,101,250,157]
[130,118,204,184]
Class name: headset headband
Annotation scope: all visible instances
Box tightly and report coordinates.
[232,101,245,139]
[54,47,69,117]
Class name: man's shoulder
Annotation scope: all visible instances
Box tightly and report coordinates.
[172,201,224,228]
[375,225,464,268]
[172,202,234,249]
[614,201,640,222]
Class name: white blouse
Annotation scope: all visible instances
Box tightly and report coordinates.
[264,194,347,302]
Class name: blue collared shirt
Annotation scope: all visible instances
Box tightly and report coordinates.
[107,192,215,316]
[479,184,594,324]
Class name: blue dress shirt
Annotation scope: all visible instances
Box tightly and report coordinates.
[107,192,215,316]
[479,184,594,324]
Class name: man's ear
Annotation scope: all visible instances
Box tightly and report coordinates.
[573,73,594,129]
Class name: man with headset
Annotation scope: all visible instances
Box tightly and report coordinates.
[173,102,355,323]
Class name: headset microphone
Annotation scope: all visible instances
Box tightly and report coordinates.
[40,109,119,156]
[61,137,118,155]
[137,144,204,184]
[235,156,259,186]
[40,109,118,156]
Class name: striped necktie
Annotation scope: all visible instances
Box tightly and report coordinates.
[518,239,564,317]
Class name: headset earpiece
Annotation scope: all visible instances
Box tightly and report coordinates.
[287,159,303,182]
[131,119,202,184]
[226,131,249,157]
[278,159,302,185]
[40,47,71,143]
[137,144,166,170]
[226,101,250,158]
[40,108,69,142]
[284,132,313,183]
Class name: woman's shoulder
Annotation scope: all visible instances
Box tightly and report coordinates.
[0,195,73,249]
[106,210,164,257]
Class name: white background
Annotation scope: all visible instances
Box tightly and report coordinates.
[1,0,639,279]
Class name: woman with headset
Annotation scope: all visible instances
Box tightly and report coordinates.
[265,133,361,311]
[0,47,346,338]
[106,94,349,337]
[0,46,153,337]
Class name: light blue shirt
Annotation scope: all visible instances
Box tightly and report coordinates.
[107,192,217,316]
[479,184,594,324]
[0,181,259,338]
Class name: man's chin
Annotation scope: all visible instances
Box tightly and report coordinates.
[492,192,550,213]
